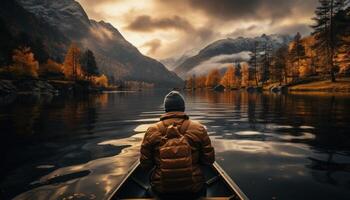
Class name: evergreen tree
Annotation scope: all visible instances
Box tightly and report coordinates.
[249,41,259,86]
[260,42,272,85]
[311,0,348,81]
[271,45,289,84]
[81,49,99,80]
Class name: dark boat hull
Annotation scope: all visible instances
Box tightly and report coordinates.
[106,161,249,200]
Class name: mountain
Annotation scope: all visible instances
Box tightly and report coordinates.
[16,0,182,87]
[0,0,69,64]
[160,48,199,71]
[174,34,292,78]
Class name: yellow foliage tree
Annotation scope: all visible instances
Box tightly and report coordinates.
[63,43,82,81]
[94,74,108,87]
[336,36,350,74]
[195,75,207,89]
[220,66,236,89]
[241,62,250,87]
[206,69,221,88]
[9,47,39,78]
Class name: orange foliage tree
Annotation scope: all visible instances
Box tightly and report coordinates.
[63,43,82,81]
[220,66,236,89]
[9,47,39,78]
[195,75,207,89]
[93,74,108,87]
[336,36,350,74]
[206,69,221,88]
[241,62,250,87]
[39,59,63,78]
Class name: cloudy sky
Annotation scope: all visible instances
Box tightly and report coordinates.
[77,0,319,59]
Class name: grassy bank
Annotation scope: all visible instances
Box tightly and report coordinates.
[288,77,350,92]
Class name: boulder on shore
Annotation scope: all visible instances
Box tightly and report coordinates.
[214,84,225,92]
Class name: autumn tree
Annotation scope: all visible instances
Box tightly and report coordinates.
[64,43,82,81]
[93,74,108,87]
[206,69,221,88]
[241,62,250,87]
[39,59,63,79]
[220,66,235,89]
[289,32,306,80]
[336,35,350,74]
[195,75,207,89]
[9,47,39,78]
[81,49,99,80]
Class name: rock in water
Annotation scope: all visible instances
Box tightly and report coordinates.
[214,84,225,92]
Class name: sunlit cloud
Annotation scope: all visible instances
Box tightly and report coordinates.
[77,0,319,59]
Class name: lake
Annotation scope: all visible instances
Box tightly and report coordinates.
[0,90,350,200]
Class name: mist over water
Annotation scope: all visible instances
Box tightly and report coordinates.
[0,91,350,200]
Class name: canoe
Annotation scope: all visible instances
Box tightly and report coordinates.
[106,161,249,200]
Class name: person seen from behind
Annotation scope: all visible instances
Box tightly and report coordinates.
[140,91,215,199]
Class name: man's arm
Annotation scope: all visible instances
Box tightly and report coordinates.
[140,126,156,169]
[199,126,215,165]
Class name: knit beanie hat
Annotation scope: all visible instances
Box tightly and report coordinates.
[164,91,185,112]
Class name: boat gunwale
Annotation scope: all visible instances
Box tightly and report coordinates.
[212,162,249,200]
[105,160,140,200]
[105,160,249,200]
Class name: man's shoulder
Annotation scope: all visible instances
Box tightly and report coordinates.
[187,120,206,133]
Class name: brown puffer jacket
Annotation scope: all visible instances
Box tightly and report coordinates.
[140,112,215,194]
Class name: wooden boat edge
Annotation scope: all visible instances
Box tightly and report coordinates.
[104,160,249,200]
[212,162,249,200]
[105,160,141,200]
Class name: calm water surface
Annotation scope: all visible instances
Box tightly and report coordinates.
[0,90,350,200]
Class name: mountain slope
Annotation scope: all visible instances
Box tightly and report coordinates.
[0,0,69,65]
[174,34,292,78]
[17,0,182,87]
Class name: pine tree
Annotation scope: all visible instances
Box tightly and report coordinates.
[63,43,81,81]
[260,42,272,85]
[271,45,288,84]
[311,0,347,82]
[249,41,259,86]
[81,49,99,80]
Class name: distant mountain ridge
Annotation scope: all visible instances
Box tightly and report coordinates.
[174,34,292,78]
[13,0,182,86]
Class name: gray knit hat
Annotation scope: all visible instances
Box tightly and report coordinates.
[164,91,185,112]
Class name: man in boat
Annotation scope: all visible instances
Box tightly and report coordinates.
[140,91,215,198]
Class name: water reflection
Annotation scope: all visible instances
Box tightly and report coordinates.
[0,90,350,200]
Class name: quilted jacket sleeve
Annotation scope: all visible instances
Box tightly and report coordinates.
[140,125,156,169]
[199,126,215,165]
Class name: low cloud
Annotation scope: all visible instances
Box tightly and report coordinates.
[126,15,195,32]
[188,51,251,76]
[142,39,162,55]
